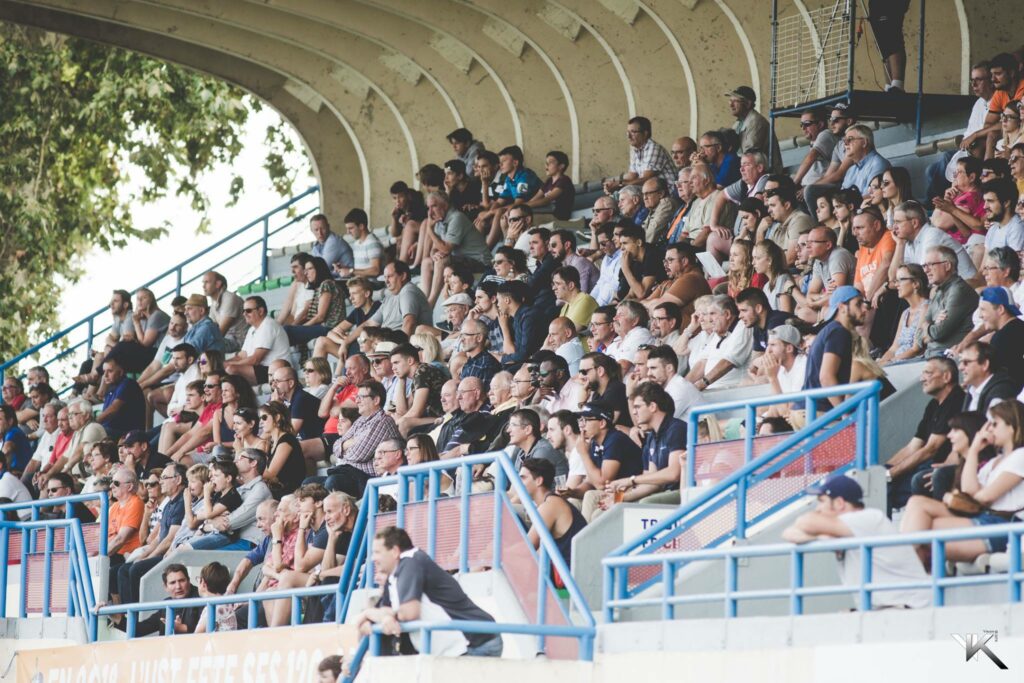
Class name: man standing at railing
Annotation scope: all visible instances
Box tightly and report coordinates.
[782,474,930,610]
[356,526,502,658]
[800,286,863,415]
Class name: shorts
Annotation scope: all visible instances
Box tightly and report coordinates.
[254,364,269,385]
[868,0,910,59]
[970,513,1013,553]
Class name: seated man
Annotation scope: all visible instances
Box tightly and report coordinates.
[147,343,200,420]
[642,242,711,325]
[577,402,643,522]
[224,296,291,386]
[389,343,446,437]
[553,266,598,332]
[759,325,809,413]
[686,295,753,391]
[921,246,979,354]
[420,191,492,305]
[616,225,666,302]
[225,498,277,595]
[603,116,678,195]
[342,208,384,278]
[781,474,930,610]
[884,356,964,514]
[507,408,568,476]
[545,317,584,377]
[644,345,702,420]
[549,230,598,294]
[605,301,655,376]
[183,448,272,551]
[203,270,248,353]
[794,226,855,322]
[193,561,246,633]
[497,280,547,370]
[96,357,145,439]
[310,213,354,279]
[519,457,587,568]
[639,177,678,245]
[137,312,188,393]
[159,374,223,466]
[977,287,1024,389]
[605,382,687,506]
[317,381,400,497]
[119,564,202,636]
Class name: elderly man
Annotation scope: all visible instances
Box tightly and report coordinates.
[682,163,723,247]
[51,398,106,477]
[921,246,979,354]
[316,381,400,498]
[181,293,225,354]
[586,195,619,259]
[691,130,739,187]
[840,124,891,195]
[224,296,290,386]
[21,403,61,488]
[421,191,491,305]
[617,185,645,227]
[431,293,473,360]
[309,213,354,278]
[549,230,598,294]
[457,318,502,385]
[603,116,677,193]
[884,356,964,513]
[115,464,186,604]
[686,295,753,391]
[201,271,247,352]
[670,137,697,173]
[439,377,494,458]
[726,85,783,172]
[606,301,655,375]
[665,167,695,244]
[639,177,677,244]
[889,200,977,281]
[545,317,584,376]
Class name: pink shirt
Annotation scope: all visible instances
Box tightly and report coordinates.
[944,190,986,244]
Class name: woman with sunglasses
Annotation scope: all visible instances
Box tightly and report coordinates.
[198,350,225,379]
[259,401,306,496]
[880,263,928,365]
[302,358,332,399]
[483,246,529,286]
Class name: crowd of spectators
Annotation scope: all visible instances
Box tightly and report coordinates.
[5,47,1024,654]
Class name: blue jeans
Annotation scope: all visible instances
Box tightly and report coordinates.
[189,533,255,551]
[971,514,1013,553]
[462,635,503,657]
[284,324,331,346]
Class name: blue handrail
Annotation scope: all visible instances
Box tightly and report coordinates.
[0,491,110,555]
[603,381,881,617]
[603,522,1024,618]
[0,185,319,385]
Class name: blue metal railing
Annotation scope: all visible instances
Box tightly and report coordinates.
[0,491,110,555]
[604,381,881,618]
[603,522,1024,618]
[0,186,320,389]
[3,450,595,668]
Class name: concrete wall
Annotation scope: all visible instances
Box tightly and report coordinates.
[3,0,1022,223]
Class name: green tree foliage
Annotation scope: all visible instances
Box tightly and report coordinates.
[0,23,300,361]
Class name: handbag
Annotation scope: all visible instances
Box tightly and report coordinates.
[946,489,1023,520]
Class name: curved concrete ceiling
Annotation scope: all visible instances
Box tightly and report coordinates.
[1,0,1017,222]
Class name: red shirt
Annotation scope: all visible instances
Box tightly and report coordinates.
[322,385,357,435]
[50,430,74,466]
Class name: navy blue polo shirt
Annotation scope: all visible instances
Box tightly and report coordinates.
[590,429,643,478]
[159,492,186,541]
[642,416,687,490]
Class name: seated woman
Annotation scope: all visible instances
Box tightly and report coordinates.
[405,434,452,498]
[209,375,258,451]
[259,401,307,497]
[900,400,1024,568]
[850,336,896,401]
[301,358,333,399]
[880,264,928,365]
[231,407,268,453]
[284,257,346,347]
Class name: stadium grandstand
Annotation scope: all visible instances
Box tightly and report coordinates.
[3,1,1024,681]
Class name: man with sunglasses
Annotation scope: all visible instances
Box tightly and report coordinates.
[38,472,95,522]
[114,464,187,604]
[590,224,624,307]
[106,470,143,565]
[224,296,290,386]
[792,107,837,190]
[576,402,643,522]
[804,103,858,213]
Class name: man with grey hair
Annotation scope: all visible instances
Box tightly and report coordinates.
[889,200,977,281]
[921,246,979,354]
[707,151,767,252]
[55,397,107,477]
[458,317,501,385]
[640,176,677,244]
[586,194,618,260]
[617,184,644,226]
[687,295,753,390]
[665,167,695,244]
[840,124,891,195]
[420,190,491,305]
[606,300,654,375]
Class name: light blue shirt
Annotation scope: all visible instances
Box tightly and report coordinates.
[842,149,890,195]
[591,250,623,306]
[311,232,354,271]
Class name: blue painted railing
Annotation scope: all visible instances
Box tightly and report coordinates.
[603,522,1024,618]
[604,381,881,617]
[0,491,110,555]
[0,185,320,390]
[0,517,98,625]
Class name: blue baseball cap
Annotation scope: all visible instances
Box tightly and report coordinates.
[980,287,1021,317]
[825,285,862,321]
[807,474,863,505]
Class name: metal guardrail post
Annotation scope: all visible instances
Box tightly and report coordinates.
[790,548,804,616]
[493,466,505,570]
[86,318,95,365]
[260,217,270,282]
[459,463,471,574]
[1010,533,1022,603]
[915,0,926,145]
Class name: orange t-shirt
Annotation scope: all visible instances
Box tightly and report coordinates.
[108,494,144,555]
[855,230,897,289]
[988,79,1024,115]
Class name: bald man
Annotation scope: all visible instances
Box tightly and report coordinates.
[670,137,697,172]
[545,317,584,376]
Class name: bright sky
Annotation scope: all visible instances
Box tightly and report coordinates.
[56,105,316,330]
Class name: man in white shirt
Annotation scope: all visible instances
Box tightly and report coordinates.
[224,296,290,386]
[341,208,384,278]
[544,317,584,376]
[792,107,838,188]
[590,224,623,307]
[982,178,1024,253]
[927,61,994,200]
[21,403,60,490]
[605,301,654,376]
[890,200,977,281]
[151,343,201,418]
[645,345,701,420]
[0,453,33,519]
[687,295,753,391]
[783,474,931,610]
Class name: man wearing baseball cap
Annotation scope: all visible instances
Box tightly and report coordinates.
[576,401,643,522]
[801,286,864,410]
[783,473,930,610]
[725,85,782,173]
[977,286,1024,389]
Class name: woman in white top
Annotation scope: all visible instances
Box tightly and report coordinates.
[901,400,1024,564]
[673,295,717,376]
